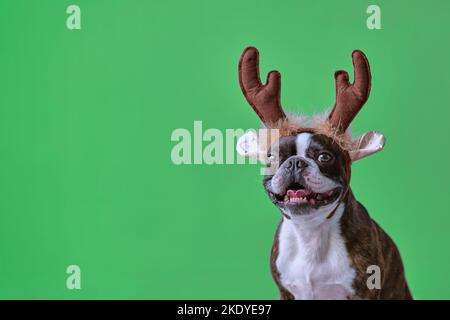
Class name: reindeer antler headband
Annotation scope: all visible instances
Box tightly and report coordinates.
[237,47,385,163]
[239,46,371,132]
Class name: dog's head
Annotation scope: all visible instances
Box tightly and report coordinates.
[237,47,385,220]
[264,133,348,218]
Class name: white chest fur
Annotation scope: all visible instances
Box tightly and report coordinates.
[276,205,356,300]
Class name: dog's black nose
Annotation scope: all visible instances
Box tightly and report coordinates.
[286,157,308,170]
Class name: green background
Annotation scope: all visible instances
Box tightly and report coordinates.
[0,0,449,299]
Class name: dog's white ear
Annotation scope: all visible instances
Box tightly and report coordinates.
[349,131,386,161]
[236,130,268,163]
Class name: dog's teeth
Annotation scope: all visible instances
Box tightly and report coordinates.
[289,197,305,203]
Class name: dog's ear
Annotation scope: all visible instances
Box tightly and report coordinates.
[236,130,269,163]
[349,131,385,161]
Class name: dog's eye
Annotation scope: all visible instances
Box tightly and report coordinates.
[318,152,333,163]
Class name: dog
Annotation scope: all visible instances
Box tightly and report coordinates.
[236,47,412,300]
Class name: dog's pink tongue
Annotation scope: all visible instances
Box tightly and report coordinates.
[287,189,309,198]
[295,189,309,198]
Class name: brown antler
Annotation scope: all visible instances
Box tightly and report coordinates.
[328,50,371,132]
[239,47,286,126]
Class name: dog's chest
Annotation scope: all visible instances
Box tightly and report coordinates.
[276,219,356,300]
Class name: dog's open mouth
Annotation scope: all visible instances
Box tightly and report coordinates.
[276,182,341,207]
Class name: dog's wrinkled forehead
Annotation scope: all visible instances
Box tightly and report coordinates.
[270,133,347,178]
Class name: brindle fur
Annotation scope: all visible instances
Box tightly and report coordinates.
[270,191,412,300]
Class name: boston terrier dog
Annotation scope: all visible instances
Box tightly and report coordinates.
[236,47,412,300]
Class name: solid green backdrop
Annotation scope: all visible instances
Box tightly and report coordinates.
[0,0,449,299]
